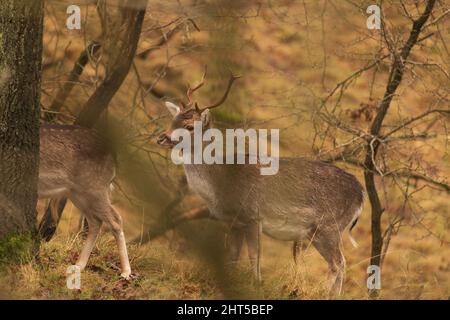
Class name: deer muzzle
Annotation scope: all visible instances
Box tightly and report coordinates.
[157,132,175,148]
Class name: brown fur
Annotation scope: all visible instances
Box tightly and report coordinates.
[38,123,131,279]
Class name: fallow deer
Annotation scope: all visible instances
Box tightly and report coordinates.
[39,124,131,279]
[157,68,364,295]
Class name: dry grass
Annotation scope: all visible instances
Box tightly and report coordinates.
[0,198,448,299]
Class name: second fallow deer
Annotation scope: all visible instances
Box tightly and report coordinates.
[157,68,364,296]
[39,124,131,279]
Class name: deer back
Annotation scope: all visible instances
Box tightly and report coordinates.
[39,123,115,198]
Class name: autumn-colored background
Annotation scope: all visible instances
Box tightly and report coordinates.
[0,0,448,299]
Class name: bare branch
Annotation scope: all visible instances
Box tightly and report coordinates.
[44,41,101,122]
[383,109,450,138]
[75,0,148,127]
[136,18,200,59]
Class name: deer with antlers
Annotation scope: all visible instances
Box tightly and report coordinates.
[157,68,364,296]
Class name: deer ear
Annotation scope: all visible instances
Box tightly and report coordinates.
[200,108,211,125]
[165,101,181,117]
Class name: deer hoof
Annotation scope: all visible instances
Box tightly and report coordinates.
[120,270,132,280]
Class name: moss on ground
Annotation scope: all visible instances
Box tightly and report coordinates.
[0,232,34,266]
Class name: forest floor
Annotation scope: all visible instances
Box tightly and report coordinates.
[0,198,448,300]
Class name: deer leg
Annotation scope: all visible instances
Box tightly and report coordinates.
[75,216,101,270]
[293,240,308,264]
[115,229,131,279]
[38,197,67,242]
[69,192,102,271]
[245,222,262,282]
[106,205,131,279]
[226,226,245,265]
[71,191,131,279]
[312,234,346,297]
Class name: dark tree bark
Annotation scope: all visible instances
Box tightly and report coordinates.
[364,0,436,297]
[0,1,44,241]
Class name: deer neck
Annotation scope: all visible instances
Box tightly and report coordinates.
[183,161,221,208]
[180,123,225,203]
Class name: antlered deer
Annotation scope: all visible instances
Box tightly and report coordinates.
[39,124,131,279]
[157,68,364,295]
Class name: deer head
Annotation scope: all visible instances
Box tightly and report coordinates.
[157,66,241,148]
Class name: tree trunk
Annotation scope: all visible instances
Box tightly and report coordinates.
[75,0,147,127]
[0,1,43,246]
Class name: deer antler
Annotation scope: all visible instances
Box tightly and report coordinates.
[180,101,188,110]
[197,72,241,113]
[186,65,207,104]
[184,67,241,113]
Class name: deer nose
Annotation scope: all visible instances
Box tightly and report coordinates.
[157,132,168,144]
[157,132,173,147]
